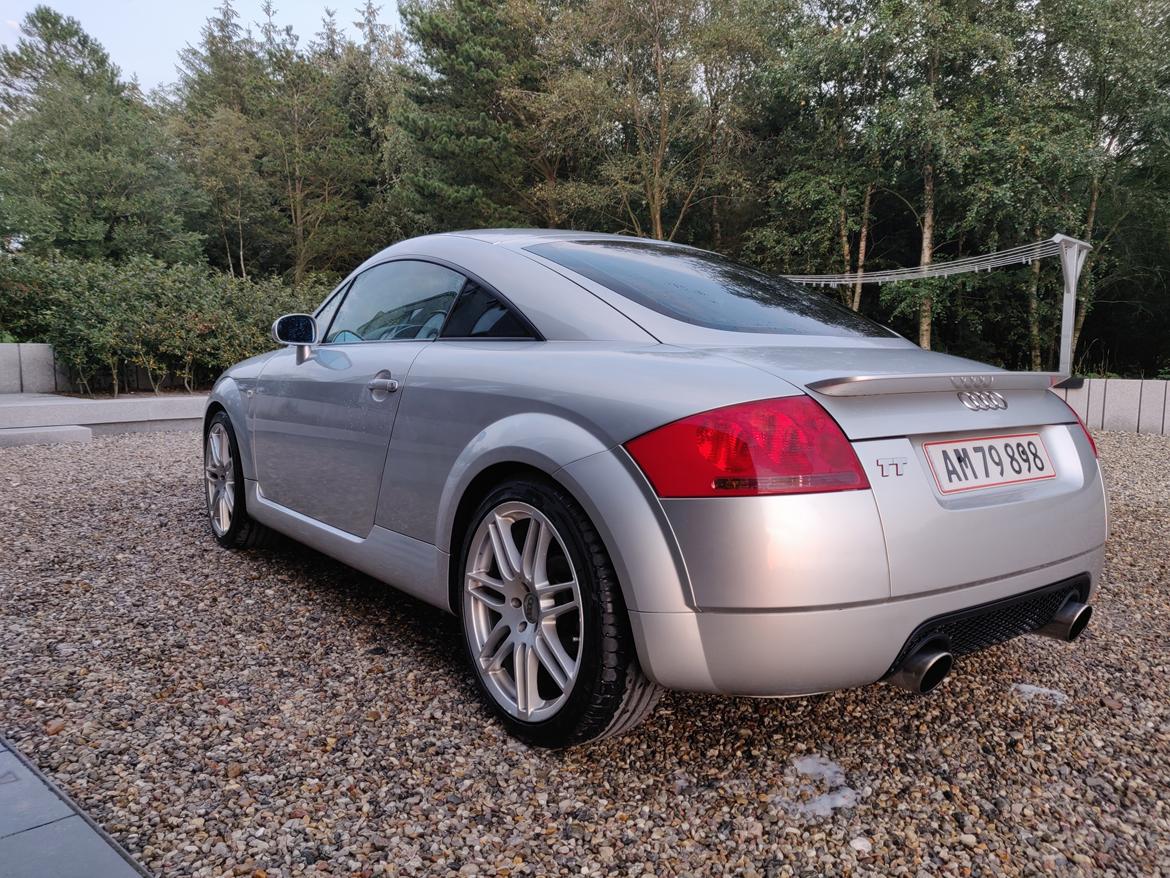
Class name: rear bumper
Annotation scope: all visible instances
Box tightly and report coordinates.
[629,544,1103,695]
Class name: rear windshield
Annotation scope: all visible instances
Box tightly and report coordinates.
[526,239,892,337]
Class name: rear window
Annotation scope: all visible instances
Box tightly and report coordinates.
[526,239,892,337]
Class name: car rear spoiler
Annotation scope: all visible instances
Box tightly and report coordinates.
[806,372,1067,397]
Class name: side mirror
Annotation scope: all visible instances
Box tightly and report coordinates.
[272,313,318,346]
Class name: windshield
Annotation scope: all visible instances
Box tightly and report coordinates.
[526,239,892,338]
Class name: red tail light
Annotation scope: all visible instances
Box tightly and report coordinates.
[1060,398,1098,457]
[625,396,870,498]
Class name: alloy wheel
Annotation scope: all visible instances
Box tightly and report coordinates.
[204,422,236,537]
[463,501,584,722]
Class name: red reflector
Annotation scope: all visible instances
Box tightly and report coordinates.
[625,396,870,498]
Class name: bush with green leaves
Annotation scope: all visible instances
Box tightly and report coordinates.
[0,255,330,394]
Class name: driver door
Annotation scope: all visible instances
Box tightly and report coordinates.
[252,259,466,536]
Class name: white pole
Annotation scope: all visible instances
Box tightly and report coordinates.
[1053,234,1092,377]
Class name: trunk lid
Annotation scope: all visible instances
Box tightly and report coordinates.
[700,342,1073,439]
[701,342,1107,598]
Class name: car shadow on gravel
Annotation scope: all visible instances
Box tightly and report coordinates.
[243,526,1052,761]
[261,535,470,671]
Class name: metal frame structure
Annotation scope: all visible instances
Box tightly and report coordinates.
[784,233,1093,375]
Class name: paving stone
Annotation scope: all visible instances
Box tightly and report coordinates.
[0,392,205,430]
[0,816,142,878]
[0,751,73,839]
[0,425,92,448]
[1102,379,1142,431]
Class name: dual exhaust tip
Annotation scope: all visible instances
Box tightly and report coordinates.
[888,600,1093,695]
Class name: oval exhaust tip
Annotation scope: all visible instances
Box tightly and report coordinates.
[917,651,953,694]
[1066,603,1092,641]
[887,647,953,695]
[1037,601,1093,642]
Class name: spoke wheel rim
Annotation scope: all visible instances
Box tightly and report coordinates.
[463,501,584,722]
[204,423,235,537]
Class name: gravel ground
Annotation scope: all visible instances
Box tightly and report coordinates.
[1,430,1167,877]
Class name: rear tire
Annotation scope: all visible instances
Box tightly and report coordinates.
[203,411,277,550]
[457,477,660,747]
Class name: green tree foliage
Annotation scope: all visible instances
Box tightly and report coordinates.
[175,1,419,282]
[543,0,767,241]
[0,255,328,394]
[0,0,1168,383]
[398,0,551,228]
[0,5,116,121]
[0,7,205,262]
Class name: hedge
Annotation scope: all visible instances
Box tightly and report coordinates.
[0,255,332,395]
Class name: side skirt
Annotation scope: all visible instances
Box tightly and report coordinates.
[245,479,452,611]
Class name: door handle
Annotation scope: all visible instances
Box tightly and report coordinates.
[367,374,400,396]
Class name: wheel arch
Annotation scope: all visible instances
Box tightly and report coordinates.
[205,377,257,480]
[441,442,693,618]
[445,461,560,614]
[203,401,227,435]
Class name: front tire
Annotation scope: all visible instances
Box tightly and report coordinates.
[203,411,276,550]
[458,478,660,747]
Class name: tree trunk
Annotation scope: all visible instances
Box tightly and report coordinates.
[837,195,853,306]
[649,186,664,240]
[237,207,248,280]
[1070,175,1100,359]
[1027,250,1042,370]
[222,228,235,277]
[851,183,872,312]
[918,162,935,349]
[838,190,852,273]
[712,195,722,251]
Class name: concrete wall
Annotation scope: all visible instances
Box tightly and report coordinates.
[0,344,175,394]
[0,343,67,393]
[1051,378,1170,436]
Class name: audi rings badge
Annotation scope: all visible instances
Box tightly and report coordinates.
[957,390,1009,411]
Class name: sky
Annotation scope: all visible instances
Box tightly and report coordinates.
[0,0,401,92]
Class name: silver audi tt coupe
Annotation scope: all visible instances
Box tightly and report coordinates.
[203,229,1107,747]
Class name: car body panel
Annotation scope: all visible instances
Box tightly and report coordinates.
[253,342,427,535]
[660,491,890,609]
[207,350,277,480]
[555,447,695,613]
[629,544,1103,695]
[376,340,798,544]
[204,229,1108,699]
[697,343,1076,439]
[245,479,448,607]
[856,424,1107,597]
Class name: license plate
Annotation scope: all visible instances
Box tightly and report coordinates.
[923,433,1056,494]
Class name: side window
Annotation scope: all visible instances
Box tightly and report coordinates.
[324,260,465,344]
[440,282,534,339]
[313,282,348,338]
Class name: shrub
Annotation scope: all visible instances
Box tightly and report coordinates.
[0,254,331,394]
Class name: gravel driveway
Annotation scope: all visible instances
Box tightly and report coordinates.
[1,430,1167,877]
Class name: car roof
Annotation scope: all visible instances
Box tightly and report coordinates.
[441,228,675,247]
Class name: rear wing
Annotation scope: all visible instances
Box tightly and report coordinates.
[807,372,1064,397]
